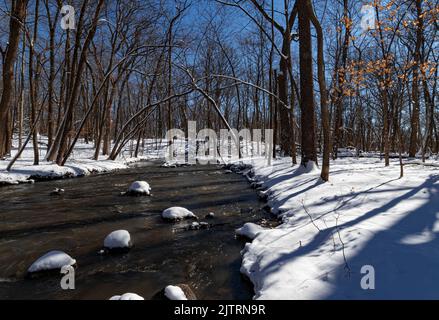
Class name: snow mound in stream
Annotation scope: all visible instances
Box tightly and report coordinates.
[128,181,151,195]
[110,293,144,300]
[27,251,76,273]
[104,230,132,249]
[164,285,188,300]
[162,207,198,221]
[236,223,266,240]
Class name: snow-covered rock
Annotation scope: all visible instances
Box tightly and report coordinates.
[109,293,144,300]
[188,221,210,230]
[205,212,215,219]
[127,181,151,196]
[50,188,65,196]
[236,223,266,240]
[104,230,132,250]
[27,251,76,274]
[162,207,197,221]
[152,284,197,300]
[165,285,188,300]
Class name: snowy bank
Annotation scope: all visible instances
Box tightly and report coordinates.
[0,138,168,186]
[237,157,439,299]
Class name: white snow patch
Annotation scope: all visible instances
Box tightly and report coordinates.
[109,293,144,300]
[164,285,188,300]
[236,223,266,240]
[28,251,76,273]
[400,229,435,245]
[297,160,319,174]
[162,207,197,221]
[104,230,132,249]
[128,181,151,195]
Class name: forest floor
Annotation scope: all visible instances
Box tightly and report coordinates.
[240,156,439,299]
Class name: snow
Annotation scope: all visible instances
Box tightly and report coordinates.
[164,285,188,300]
[297,160,319,174]
[190,222,200,229]
[236,223,266,240]
[104,230,132,249]
[0,137,169,186]
[206,212,215,219]
[28,251,76,273]
[8,133,439,300]
[236,156,439,299]
[128,181,151,195]
[162,207,197,221]
[109,293,144,300]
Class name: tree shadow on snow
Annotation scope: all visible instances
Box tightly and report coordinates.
[259,175,439,299]
[323,174,439,299]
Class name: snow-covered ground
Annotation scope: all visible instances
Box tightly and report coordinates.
[0,137,169,185]
[239,157,439,299]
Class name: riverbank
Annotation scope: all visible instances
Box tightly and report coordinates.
[0,139,167,186]
[236,157,439,299]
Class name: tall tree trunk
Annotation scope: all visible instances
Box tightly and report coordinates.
[332,0,351,159]
[29,0,40,165]
[307,0,330,181]
[18,32,26,150]
[278,35,292,156]
[45,0,60,150]
[409,0,424,158]
[298,0,317,166]
[0,0,28,158]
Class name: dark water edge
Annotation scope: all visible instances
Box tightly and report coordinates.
[0,161,268,300]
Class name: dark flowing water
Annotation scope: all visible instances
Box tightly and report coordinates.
[0,162,266,300]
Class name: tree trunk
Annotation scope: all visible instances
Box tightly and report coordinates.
[332,0,351,159]
[0,0,28,158]
[307,0,330,181]
[298,0,317,166]
[29,0,40,165]
[409,0,424,158]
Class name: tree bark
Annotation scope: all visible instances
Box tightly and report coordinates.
[307,0,330,181]
[298,0,317,166]
[409,0,424,158]
[0,0,28,158]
